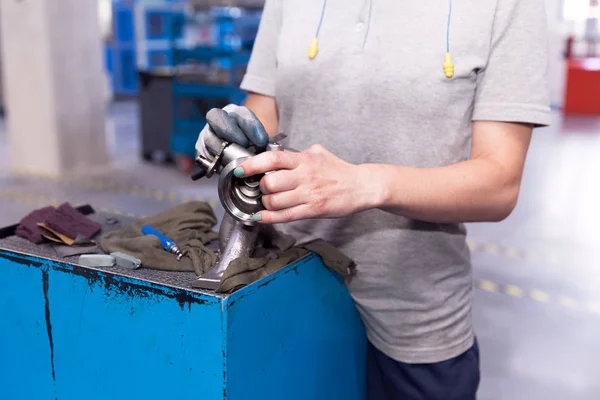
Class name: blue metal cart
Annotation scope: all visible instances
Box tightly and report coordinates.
[0,212,367,399]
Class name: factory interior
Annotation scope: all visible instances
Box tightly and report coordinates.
[0,0,599,399]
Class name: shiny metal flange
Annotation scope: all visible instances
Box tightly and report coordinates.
[218,157,265,226]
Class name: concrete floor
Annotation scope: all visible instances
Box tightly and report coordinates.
[1,102,599,399]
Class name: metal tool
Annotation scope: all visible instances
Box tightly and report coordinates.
[141,225,183,261]
[78,254,115,268]
[111,252,142,270]
[190,133,288,290]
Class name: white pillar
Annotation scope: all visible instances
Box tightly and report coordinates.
[0,0,108,176]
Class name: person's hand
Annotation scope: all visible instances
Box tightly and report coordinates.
[235,145,381,224]
[195,104,269,159]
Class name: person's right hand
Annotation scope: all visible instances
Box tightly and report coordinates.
[195,104,269,160]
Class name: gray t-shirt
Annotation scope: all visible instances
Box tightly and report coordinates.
[240,0,551,363]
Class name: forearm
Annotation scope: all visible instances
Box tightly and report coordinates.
[244,93,279,137]
[364,158,521,224]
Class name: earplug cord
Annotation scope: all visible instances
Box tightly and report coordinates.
[308,0,327,59]
[443,0,455,78]
[315,0,328,39]
[309,0,454,78]
[446,0,452,53]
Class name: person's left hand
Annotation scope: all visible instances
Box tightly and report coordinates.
[234,144,381,224]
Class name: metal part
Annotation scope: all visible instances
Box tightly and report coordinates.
[192,131,288,290]
[214,141,285,225]
[269,133,288,143]
[78,254,115,268]
[194,141,227,178]
[267,143,283,152]
[111,252,142,270]
[220,142,254,166]
[141,225,184,261]
[218,213,237,254]
[191,222,259,290]
[172,246,184,261]
[218,157,264,226]
[105,217,119,225]
[267,133,300,153]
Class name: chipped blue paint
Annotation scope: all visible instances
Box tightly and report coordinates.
[0,250,366,399]
[0,259,55,399]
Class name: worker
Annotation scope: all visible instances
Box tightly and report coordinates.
[196,0,550,398]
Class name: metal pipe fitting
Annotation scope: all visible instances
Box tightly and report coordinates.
[217,157,264,226]
[192,214,259,290]
[192,134,286,290]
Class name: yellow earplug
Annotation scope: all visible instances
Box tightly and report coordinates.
[443,52,454,78]
[308,38,319,60]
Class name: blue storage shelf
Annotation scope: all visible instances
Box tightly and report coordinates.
[146,49,174,68]
[105,4,263,158]
[172,82,241,99]
[137,40,182,69]
[173,47,251,66]
[112,3,136,44]
[210,7,262,51]
[144,10,185,41]
[105,2,261,98]
[105,0,138,95]
[171,120,205,156]
[107,43,139,96]
[173,119,205,132]
[105,45,113,74]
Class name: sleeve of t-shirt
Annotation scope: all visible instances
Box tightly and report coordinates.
[239,0,281,97]
[472,0,552,127]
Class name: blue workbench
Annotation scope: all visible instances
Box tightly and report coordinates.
[0,227,366,399]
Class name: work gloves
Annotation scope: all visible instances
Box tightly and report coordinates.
[195,104,270,160]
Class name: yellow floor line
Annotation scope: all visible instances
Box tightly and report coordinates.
[466,240,477,251]
[504,285,525,298]
[558,296,579,309]
[505,247,521,259]
[1,170,208,204]
[470,240,568,269]
[0,189,61,208]
[477,280,499,292]
[483,243,501,254]
[475,280,597,316]
[530,290,550,303]
[586,303,600,315]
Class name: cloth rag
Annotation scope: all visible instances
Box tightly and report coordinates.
[98,201,354,292]
[218,239,355,293]
[16,206,56,244]
[98,202,219,275]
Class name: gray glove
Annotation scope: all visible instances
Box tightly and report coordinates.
[195,104,269,159]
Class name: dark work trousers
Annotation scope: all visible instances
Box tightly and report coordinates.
[367,339,480,400]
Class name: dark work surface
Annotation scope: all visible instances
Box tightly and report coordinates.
[0,211,224,298]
